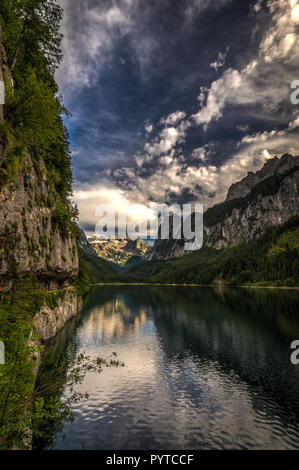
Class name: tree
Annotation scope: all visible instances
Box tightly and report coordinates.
[0,346,124,450]
[6,0,62,73]
[0,0,63,166]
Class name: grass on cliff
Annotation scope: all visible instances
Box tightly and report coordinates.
[269,227,299,256]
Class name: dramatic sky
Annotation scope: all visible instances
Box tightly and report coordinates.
[57,0,299,233]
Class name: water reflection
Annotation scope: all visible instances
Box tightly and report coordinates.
[39,286,299,450]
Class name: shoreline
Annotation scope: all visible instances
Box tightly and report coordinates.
[90,282,299,290]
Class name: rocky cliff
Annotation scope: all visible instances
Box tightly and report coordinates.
[33,289,82,342]
[226,153,299,200]
[205,154,299,249]
[149,154,299,259]
[0,153,79,289]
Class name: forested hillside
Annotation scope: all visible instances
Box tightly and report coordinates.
[127,217,299,286]
[78,230,120,284]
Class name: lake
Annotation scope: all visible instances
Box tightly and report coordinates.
[35,285,299,450]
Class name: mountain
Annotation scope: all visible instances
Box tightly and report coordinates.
[204,154,299,249]
[89,237,150,266]
[149,154,299,260]
[78,230,119,283]
[127,216,299,286]
[226,153,299,200]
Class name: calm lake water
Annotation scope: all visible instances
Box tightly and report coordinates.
[36,285,299,450]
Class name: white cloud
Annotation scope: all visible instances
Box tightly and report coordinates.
[74,182,156,237]
[192,0,299,129]
[254,0,263,12]
[160,111,187,126]
[210,47,229,71]
[237,123,250,133]
[292,4,299,22]
[57,0,236,90]
[191,144,214,162]
[143,119,191,158]
[192,63,258,128]
[289,117,299,129]
[145,123,153,134]
[260,0,299,63]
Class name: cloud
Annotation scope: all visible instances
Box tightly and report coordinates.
[292,3,299,22]
[259,0,299,63]
[289,116,299,129]
[138,124,299,208]
[57,0,239,91]
[74,120,299,232]
[57,0,155,89]
[160,111,187,126]
[210,47,229,71]
[74,182,157,237]
[145,124,153,134]
[192,63,258,128]
[142,118,192,159]
[192,0,299,129]
[184,0,233,24]
[191,144,214,162]
[237,124,250,133]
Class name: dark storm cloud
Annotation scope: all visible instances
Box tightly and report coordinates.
[57,0,299,229]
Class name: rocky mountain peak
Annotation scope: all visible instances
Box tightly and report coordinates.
[86,236,150,266]
[226,153,299,201]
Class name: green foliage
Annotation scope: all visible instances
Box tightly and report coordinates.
[5,69,63,149]
[269,227,299,255]
[51,199,78,239]
[77,249,121,291]
[0,146,24,186]
[0,278,45,449]
[51,200,71,238]
[0,0,63,77]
